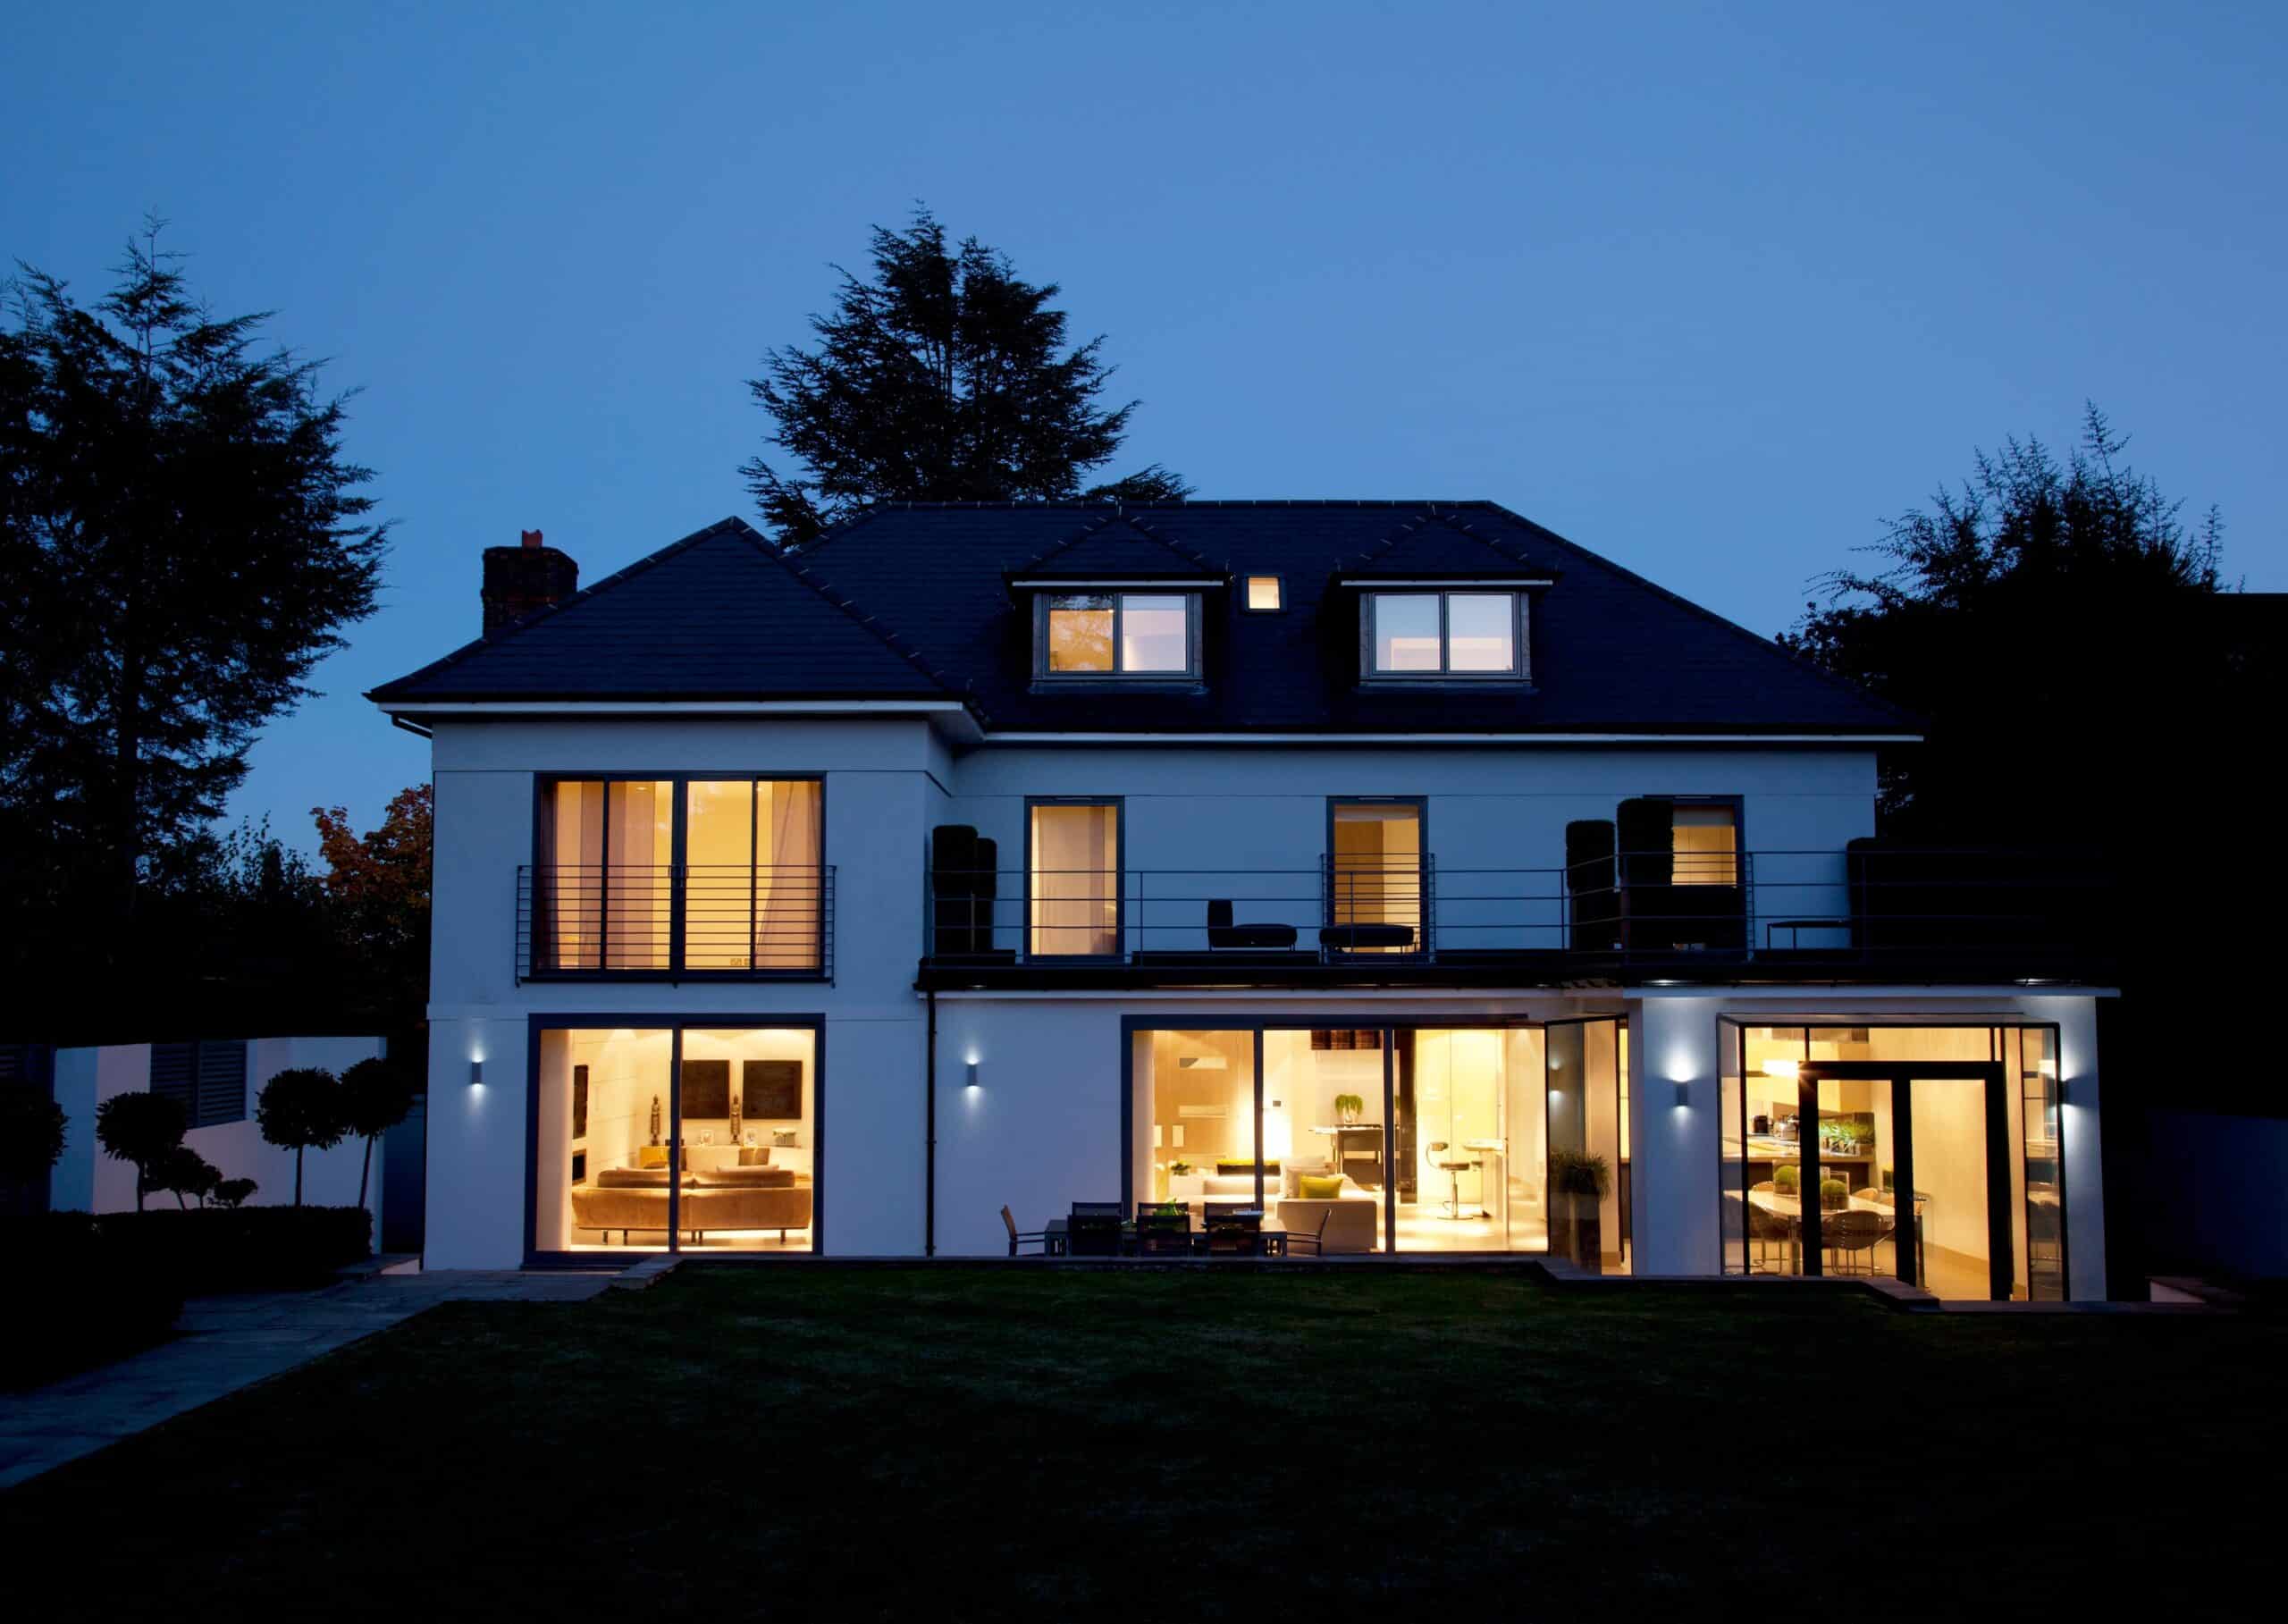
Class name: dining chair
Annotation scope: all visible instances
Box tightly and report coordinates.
[1821,1209,1890,1275]
[1001,1205,1048,1258]
[1065,1210,1124,1257]
[1202,1207,1264,1256]
[1280,1208,1333,1258]
[1135,1206,1192,1257]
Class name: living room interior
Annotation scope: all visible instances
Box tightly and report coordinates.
[1128,1022,1631,1261]
[532,1024,818,1254]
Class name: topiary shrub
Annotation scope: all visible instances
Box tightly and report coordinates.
[1773,1163,1801,1192]
[1820,1178,1849,1210]
[256,1066,349,1205]
[94,1090,188,1211]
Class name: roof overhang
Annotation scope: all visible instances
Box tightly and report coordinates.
[1007,576,1224,589]
[1332,576,1556,588]
[372,696,983,744]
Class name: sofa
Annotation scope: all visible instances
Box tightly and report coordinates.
[569,1150,814,1242]
[1271,1165,1381,1254]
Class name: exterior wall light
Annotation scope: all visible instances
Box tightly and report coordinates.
[965,1061,980,1090]
[1673,1081,1691,1108]
[470,1058,484,1087]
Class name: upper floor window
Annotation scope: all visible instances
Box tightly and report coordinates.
[536,775,823,974]
[1244,576,1283,611]
[1365,591,1522,677]
[1037,593,1198,677]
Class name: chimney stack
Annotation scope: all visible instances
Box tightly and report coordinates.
[482,528,578,634]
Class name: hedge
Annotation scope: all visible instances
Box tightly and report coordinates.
[96,1205,373,1293]
[4,1213,183,1388]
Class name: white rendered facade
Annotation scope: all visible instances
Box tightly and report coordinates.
[413,711,2106,1295]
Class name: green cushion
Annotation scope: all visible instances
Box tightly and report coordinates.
[1298,1174,1344,1200]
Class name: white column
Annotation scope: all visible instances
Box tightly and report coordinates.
[1631,996,1724,1275]
[2025,996,2107,1300]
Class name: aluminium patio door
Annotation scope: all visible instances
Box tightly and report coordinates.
[1791,1064,2008,1300]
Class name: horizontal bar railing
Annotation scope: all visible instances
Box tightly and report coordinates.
[923,848,2111,969]
[517,864,834,980]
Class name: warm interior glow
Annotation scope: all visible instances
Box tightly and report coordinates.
[1029,802,1119,955]
[1245,575,1282,610]
[1047,594,1115,671]
[1672,804,1737,885]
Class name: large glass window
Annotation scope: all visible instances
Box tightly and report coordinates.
[1721,1022,2057,1299]
[1397,1029,1549,1255]
[1041,593,1196,676]
[534,1023,817,1256]
[1670,804,1738,886]
[537,777,821,975]
[1264,1030,1389,1254]
[1028,801,1119,956]
[1367,591,1521,677]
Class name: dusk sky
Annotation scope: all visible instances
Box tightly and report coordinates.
[6,2,2282,849]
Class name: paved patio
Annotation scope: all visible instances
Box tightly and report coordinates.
[0,1265,614,1490]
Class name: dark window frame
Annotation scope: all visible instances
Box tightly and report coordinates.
[1031,591,1202,681]
[521,1012,827,1265]
[1358,589,1531,683]
[530,771,828,981]
[1022,795,1125,962]
[149,1039,248,1129]
[1325,795,1430,952]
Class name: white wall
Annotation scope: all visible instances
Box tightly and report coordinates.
[49,1036,387,1226]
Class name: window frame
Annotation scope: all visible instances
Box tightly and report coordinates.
[1667,795,1744,888]
[1242,575,1283,613]
[1022,795,1125,962]
[1359,589,1529,682]
[529,771,829,981]
[1032,591,1201,681]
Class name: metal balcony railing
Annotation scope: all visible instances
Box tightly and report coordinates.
[921,847,2108,974]
[517,864,835,981]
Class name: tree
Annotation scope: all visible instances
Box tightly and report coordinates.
[312,785,433,1034]
[94,1090,187,1211]
[151,1143,223,1209]
[0,1087,67,1187]
[212,1176,257,1208]
[0,219,387,989]
[1782,406,2228,838]
[339,1055,417,1210]
[256,1066,347,1206]
[742,208,1183,545]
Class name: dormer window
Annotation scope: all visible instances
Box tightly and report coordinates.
[1037,592,1199,678]
[1364,590,1525,678]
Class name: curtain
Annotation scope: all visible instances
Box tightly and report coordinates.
[1030,804,1118,955]
[755,780,823,969]
[544,780,605,969]
[606,781,672,968]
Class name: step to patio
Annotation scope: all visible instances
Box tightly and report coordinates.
[610,1254,684,1291]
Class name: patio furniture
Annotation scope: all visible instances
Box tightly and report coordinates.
[1065,1208,1124,1257]
[1280,1208,1333,1257]
[1202,1207,1265,1255]
[1001,1205,1049,1258]
[1206,898,1298,950]
[1745,1192,1798,1273]
[1136,1206,1192,1256]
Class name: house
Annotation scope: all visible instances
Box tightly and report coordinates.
[372,503,2107,1296]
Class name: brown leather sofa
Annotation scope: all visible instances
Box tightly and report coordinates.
[570,1164,813,1242]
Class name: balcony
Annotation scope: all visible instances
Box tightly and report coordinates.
[918,846,2108,989]
[517,864,835,982]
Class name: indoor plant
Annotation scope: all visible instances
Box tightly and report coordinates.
[1548,1149,1613,1272]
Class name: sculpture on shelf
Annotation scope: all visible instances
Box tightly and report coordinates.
[728,1087,743,1145]
[650,1094,662,1145]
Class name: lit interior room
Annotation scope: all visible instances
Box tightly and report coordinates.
[1731,1024,2056,1300]
[534,1025,817,1254]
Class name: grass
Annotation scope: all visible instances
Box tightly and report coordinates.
[5,1266,2281,1618]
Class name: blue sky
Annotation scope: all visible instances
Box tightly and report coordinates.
[6,2,2282,850]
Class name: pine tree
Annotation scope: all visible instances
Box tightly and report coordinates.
[741,208,1185,545]
[0,219,385,990]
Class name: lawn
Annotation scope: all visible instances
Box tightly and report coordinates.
[4,1266,2278,1618]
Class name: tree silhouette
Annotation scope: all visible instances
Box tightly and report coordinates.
[256,1066,347,1206]
[742,207,1186,545]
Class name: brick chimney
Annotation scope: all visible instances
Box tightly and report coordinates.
[481,528,578,634]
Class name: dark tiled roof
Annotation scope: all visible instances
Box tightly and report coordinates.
[372,501,1913,735]
[367,517,952,703]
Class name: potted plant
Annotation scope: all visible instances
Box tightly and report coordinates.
[1548,1149,1612,1272]
[1819,1177,1849,1211]
[1772,1163,1802,1197]
[1334,1092,1364,1126]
